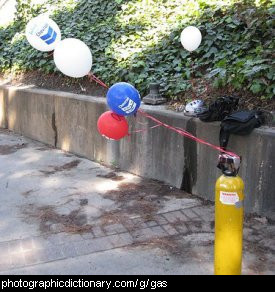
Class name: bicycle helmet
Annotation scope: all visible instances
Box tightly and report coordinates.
[184,99,207,117]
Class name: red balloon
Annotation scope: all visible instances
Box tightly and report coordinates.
[97,111,129,140]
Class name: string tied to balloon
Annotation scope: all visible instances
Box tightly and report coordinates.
[137,109,239,158]
[87,72,109,89]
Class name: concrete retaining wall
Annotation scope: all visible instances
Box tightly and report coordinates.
[1,85,274,217]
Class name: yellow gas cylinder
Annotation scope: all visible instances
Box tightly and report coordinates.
[214,157,245,275]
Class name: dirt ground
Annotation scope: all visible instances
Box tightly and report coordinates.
[0,71,107,97]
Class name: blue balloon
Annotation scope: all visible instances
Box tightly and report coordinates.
[107,82,141,116]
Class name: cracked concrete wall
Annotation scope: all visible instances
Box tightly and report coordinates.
[0,86,274,217]
[53,92,108,163]
[0,87,56,146]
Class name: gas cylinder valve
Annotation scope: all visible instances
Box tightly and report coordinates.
[217,153,241,176]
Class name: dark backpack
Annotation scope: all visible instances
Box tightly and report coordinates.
[219,110,266,149]
[198,96,239,122]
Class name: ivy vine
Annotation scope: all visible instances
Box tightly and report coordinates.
[0,0,274,99]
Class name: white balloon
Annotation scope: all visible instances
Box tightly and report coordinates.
[180,26,202,52]
[53,38,93,78]
[25,15,61,51]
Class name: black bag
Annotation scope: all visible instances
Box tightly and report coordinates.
[198,96,239,122]
[219,110,265,149]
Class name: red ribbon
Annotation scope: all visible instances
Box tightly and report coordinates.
[137,109,239,158]
[87,72,109,89]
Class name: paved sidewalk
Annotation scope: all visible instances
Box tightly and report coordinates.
[0,129,274,275]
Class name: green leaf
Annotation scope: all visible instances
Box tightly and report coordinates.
[250,82,262,94]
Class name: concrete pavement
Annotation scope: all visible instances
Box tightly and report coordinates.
[0,129,274,275]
